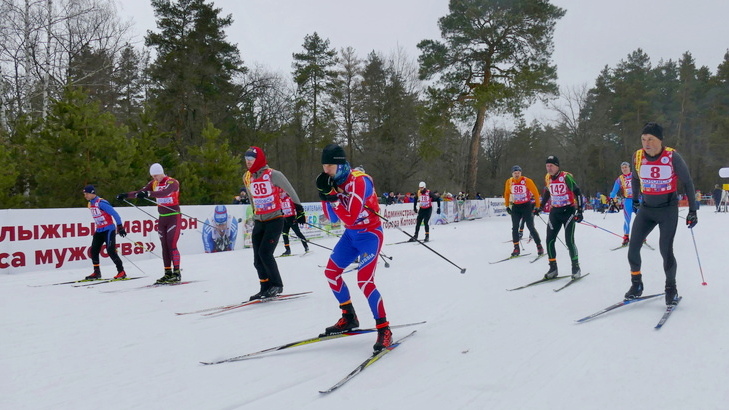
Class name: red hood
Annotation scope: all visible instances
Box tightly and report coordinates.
[246,146,267,173]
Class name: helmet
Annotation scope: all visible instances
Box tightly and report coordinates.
[213,205,228,224]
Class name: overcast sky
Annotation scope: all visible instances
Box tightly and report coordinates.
[118,0,729,120]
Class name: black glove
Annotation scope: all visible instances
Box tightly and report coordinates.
[316,173,338,202]
[632,200,640,214]
[533,207,541,216]
[506,207,512,215]
[294,203,306,225]
[413,204,417,213]
[686,210,698,228]
[135,191,149,199]
[573,210,584,223]
[437,207,441,215]
[117,224,127,237]
[116,193,127,202]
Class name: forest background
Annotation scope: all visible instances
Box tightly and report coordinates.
[1,0,728,209]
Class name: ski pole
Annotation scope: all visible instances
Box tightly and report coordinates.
[119,252,148,275]
[365,206,466,273]
[689,227,708,286]
[579,220,623,238]
[140,197,219,230]
[121,235,163,260]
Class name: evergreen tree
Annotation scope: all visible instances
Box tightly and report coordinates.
[145,0,245,157]
[31,87,136,208]
[418,0,564,195]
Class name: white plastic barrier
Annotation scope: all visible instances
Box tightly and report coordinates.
[0,200,500,274]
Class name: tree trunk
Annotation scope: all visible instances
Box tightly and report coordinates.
[465,104,487,195]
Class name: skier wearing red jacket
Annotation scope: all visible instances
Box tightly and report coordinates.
[316,143,391,352]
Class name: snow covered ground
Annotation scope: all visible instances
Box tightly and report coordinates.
[2,208,728,410]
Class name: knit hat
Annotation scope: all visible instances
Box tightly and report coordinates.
[149,163,164,176]
[545,156,560,166]
[642,122,663,140]
[621,161,630,167]
[321,144,347,164]
[244,146,267,173]
[511,165,522,172]
[83,185,96,194]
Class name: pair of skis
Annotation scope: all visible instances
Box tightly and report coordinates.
[507,273,590,292]
[490,253,546,264]
[200,321,425,393]
[29,276,143,287]
[175,292,312,316]
[610,241,655,251]
[576,293,682,329]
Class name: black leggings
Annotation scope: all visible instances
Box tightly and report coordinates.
[628,206,679,286]
[252,218,285,287]
[511,202,541,245]
[546,206,578,262]
[414,207,433,237]
[282,216,308,247]
[90,230,124,273]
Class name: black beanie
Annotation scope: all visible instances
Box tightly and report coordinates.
[546,155,560,166]
[321,144,347,164]
[642,122,663,140]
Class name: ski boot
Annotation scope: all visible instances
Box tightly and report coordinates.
[262,286,283,299]
[85,271,101,280]
[156,268,181,284]
[571,261,581,279]
[280,245,291,257]
[424,233,430,243]
[536,244,544,256]
[665,284,679,306]
[113,271,127,279]
[408,236,418,242]
[511,245,520,257]
[322,303,359,336]
[624,274,644,300]
[544,261,558,279]
[249,282,270,301]
[303,241,309,253]
[622,235,629,246]
[373,317,392,352]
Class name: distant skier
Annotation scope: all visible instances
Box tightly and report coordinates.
[279,190,309,256]
[624,122,697,306]
[609,161,634,246]
[539,156,584,280]
[316,143,391,352]
[409,181,441,242]
[83,185,126,280]
[503,165,544,257]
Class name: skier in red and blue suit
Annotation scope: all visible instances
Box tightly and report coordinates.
[316,143,392,352]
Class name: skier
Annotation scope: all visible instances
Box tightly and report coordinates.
[539,156,584,280]
[609,161,635,246]
[316,143,391,352]
[117,163,182,284]
[279,190,309,256]
[712,184,722,212]
[624,122,697,306]
[503,165,544,257]
[242,146,305,300]
[83,185,127,280]
[202,205,239,253]
[409,181,441,242]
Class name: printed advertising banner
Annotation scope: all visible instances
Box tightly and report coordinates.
[0,200,498,274]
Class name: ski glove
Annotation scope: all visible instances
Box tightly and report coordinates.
[573,210,584,223]
[294,203,306,225]
[686,210,698,228]
[632,200,640,213]
[533,207,541,216]
[116,193,127,202]
[413,204,417,213]
[316,173,338,202]
[117,225,127,237]
[135,191,149,199]
[437,207,441,214]
[506,207,512,215]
